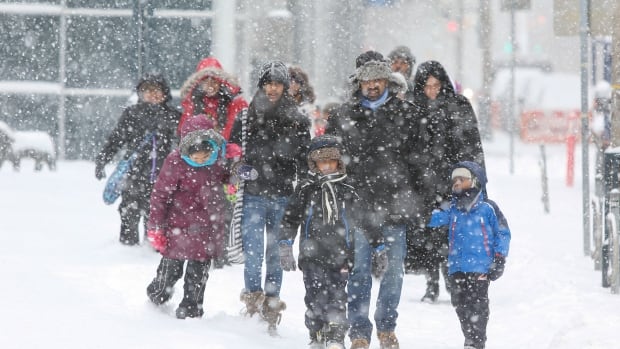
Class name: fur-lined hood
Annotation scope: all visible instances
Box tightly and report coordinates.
[179,57,242,101]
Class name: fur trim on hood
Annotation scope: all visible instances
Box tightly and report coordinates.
[180,57,241,100]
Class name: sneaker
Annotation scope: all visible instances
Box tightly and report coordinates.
[377,331,399,349]
[326,341,345,349]
[350,338,370,349]
[175,306,204,319]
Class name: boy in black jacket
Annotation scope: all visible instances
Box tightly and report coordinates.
[95,73,180,245]
[278,135,386,349]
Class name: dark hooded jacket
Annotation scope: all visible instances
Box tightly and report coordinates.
[279,136,384,270]
[148,115,229,261]
[229,89,310,198]
[96,73,180,197]
[327,73,420,230]
[411,61,485,216]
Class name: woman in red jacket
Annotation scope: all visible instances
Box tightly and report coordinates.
[145,114,230,319]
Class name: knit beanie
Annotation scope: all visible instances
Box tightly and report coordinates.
[257,60,289,89]
[388,46,416,67]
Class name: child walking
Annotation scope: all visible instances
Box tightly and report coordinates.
[428,161,511,349]
[278,135,386,349]
[145,114,229,319]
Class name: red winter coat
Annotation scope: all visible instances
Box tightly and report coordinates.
[178,57,248,141]
[148,116,229,261]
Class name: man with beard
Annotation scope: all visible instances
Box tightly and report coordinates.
[327,51,418,349]
[230,60,311,335]
[95,72,179,246]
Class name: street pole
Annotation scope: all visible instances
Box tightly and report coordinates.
[509,4,516,174]
[57,0,66,160]
[580,0,591,256]
[479,0,492,140]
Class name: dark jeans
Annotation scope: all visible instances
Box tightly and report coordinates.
[302,261,349,342]
[449,272,490,349]
[147,257,211,311]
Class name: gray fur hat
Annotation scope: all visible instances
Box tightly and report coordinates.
[356,60,393,82]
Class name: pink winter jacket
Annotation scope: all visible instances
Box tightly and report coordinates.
[148,116,229,261]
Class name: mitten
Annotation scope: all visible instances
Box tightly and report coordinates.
[231,162,258,183]
[147,229,167,253]
[95,163,106,180]
[279,241,296,271]
[488,253,506,281]
[371,244,388,279]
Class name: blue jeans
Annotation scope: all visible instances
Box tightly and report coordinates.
[348,224,406,340]
[241,194,288,297]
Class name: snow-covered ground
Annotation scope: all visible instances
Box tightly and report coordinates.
[1,132,619,349]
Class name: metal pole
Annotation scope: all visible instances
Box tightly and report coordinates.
[580,0,591,256]
[478,0,492,140]
[57,0,66,160]
[508,4,516,174]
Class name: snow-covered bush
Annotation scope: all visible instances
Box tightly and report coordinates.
[0,122,56,171]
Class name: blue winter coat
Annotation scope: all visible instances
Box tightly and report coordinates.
[428,191,511,275]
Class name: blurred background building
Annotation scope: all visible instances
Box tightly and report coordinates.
[0,0,582,160]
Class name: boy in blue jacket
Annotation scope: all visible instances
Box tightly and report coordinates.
[428,161,511,349]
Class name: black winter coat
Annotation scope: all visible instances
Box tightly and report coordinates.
[327,90,420,229]
[230,90,310,198]
[279,175,383,270]
[96,101,179,197]
[411,60,485,217]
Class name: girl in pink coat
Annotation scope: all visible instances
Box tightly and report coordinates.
[146,114,229,319]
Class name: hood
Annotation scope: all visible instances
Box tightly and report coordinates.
[412,60,455,104]
[178,114,226,157]
[136,72,172,103]
[452,161,487,189]
[180,57,242,100]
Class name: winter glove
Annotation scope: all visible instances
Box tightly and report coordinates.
[279,241,296,272]
[371,244,388,279]
[231,162,258,183]
[488,253,506,281]
[95,163,106,180]
[147,229,167,253]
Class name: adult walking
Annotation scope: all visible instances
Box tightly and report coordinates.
[327,51,417,349]
[387,45,416,102]
[230,60,311,334]
[407,60,485,303]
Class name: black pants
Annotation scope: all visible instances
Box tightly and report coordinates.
[449,272,490,349]
[147,257,211,311]
[406,226,451,294]
[118,182,151,245]
[302,262,349,343]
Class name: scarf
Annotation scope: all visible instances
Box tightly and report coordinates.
[319,173,348,225]
[361,88,389,111]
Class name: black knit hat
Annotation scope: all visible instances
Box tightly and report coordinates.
[257,60,289,89]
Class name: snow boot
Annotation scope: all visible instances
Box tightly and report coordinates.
[377,331,399,349]
[421,283,439,303]
[240,290,265,317]
[326,341,345,349]
[349,338,370,349]
[261,296,286,335]
[308,329,325,349]
[175,305,204,319]
[322,322,347,349]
